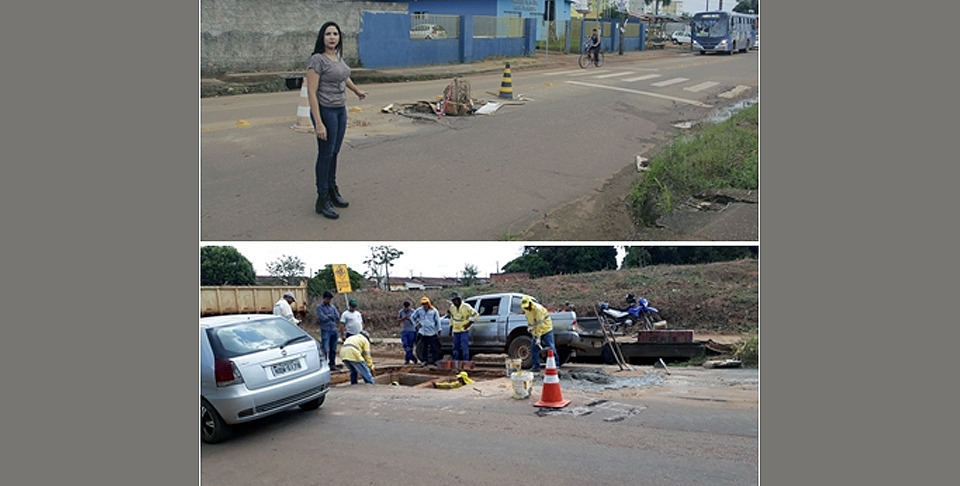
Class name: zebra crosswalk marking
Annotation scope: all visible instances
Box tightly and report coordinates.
[651,77,690,87]
[622,74,662,82]
[684,81,719,92]
[594,71,635,79]
[565,80,712,107]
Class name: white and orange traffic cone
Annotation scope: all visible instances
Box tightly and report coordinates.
[533,349,570,408]
[291,84,314,133]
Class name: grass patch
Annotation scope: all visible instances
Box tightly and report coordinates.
[629,103,758,226]
[733,333,759,367]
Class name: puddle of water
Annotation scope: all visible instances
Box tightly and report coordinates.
[706,96,758,124]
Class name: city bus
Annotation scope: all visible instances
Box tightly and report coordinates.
[689,11,757,55]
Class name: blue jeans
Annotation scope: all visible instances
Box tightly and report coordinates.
[401,330,418,363]
[320,330,338,368]
[344,360,374,385]
[420,334,440,365]
[531,330,558,371]
[310,106,347,195]
[452,331,470,361]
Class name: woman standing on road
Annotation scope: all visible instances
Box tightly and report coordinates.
[306,21,367,219]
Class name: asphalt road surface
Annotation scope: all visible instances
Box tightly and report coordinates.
[200,364,758,485]
[201,52,758,240]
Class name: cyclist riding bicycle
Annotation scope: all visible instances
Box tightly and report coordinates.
[587,28,601,64]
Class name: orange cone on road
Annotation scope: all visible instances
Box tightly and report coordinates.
[534,349,570,408]
[498,62,514,100]
[291,84,314,133]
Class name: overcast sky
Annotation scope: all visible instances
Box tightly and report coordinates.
[203,242,631,280]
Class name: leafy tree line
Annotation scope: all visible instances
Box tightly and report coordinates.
[622,246,757,268]
[500,246,757,278]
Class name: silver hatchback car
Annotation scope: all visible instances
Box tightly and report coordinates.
[200,314,331,443]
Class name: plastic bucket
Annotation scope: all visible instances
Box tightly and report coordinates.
[511,371,533,399]
[505,358,522,377]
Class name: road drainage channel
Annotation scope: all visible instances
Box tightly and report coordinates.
[331,365,507,388]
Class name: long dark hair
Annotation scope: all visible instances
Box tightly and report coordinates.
[313,21,343,57]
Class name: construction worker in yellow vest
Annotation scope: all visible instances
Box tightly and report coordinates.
[447,292,478,362]
[339,330,375,385]
[520,295,558,372]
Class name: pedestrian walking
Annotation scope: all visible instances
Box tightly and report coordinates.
[411,296,442,367]
[520,295,558,372]
[339,330,375,385]
[305,20,368,219]
[315,290,340,369]
[447,292,478,362]
[339,298,363,341]
[273,292,300,325]
[397,300,418,364]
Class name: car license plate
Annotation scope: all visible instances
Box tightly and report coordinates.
[271,359,301,376]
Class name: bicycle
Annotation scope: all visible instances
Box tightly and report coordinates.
[578,41,604,68]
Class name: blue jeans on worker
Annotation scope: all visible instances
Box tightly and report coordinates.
[320,330,338,368]
[401,330,418,363]
[420,334,440,365]
[310,106,347,195]
[531,330,558,372]
[344,360,374,385]
[452,331,470,361]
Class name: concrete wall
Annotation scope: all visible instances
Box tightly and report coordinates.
[201,0,406,77]
[357,12,534,69]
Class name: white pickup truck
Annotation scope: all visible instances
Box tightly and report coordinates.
[415,292,581,368]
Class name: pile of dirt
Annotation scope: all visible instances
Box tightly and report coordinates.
[299,259,758,339]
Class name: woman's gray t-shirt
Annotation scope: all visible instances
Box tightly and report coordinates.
[306,53,351,107]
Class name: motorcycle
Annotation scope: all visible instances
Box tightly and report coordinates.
[597,298,666,332]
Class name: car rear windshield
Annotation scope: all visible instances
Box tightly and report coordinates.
[206,318,311,359]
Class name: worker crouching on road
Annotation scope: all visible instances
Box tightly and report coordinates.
[447,292,478,362]
[520,295,558,373]
[339,330,375,385]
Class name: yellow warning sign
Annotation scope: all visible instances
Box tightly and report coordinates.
[332,264,352,293]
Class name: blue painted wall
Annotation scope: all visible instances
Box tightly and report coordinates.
[358,11,534,69]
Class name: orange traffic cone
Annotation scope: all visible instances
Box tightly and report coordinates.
[291,84,314,133]
[533,349,570,408]
[498,62,513,100]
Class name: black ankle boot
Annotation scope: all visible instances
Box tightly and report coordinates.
[329,186,349,208]
[315,194,339,219]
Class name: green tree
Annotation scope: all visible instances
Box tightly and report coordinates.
[622,247,652,268]
[733,0,758,14]
[461,263,479,286]
[265,254,306,285]
[363,245,403,290]
[307,265,365,298]
[625,246,758,266]
[201,246,256,286]
[502,246,617,278]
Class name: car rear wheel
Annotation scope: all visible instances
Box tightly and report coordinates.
[201,398,231,444]
[299,395,325,411]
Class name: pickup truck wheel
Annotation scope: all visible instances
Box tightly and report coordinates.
[507,336,534,369]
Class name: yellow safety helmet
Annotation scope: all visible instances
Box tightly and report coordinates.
[520,295,532,308]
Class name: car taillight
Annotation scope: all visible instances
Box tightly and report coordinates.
[215,358,243,387]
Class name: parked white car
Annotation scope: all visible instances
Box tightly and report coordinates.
[752,33,759,49]
[671,30,691,45]
[410,24,447,40]
[200,314,331,443]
